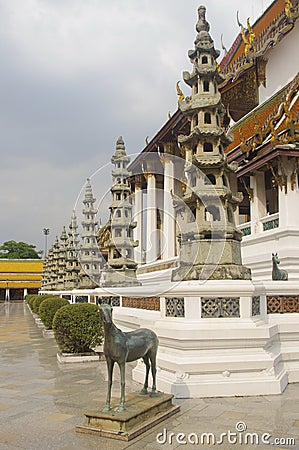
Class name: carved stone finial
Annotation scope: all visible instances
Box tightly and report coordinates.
[196,6,210,33]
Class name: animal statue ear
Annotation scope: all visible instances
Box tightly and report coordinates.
[272,253,274,256]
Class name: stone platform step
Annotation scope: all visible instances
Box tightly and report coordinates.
[76,391,180,441]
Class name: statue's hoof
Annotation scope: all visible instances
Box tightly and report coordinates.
[116,405,126,412]
[140,388,148,395]
[102,406,110,412]
[149,391,158,398]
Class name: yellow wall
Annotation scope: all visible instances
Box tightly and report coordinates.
[0,260,43,288]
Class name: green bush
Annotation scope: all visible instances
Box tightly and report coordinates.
[53,303,103,354]
[38,297,70,329]
[25,294,36,307]
[27,294,41,309]
[32,294,56,314]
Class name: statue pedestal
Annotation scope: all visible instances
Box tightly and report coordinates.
[76,392,179,441]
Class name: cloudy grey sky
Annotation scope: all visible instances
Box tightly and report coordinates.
[0,0,273,255]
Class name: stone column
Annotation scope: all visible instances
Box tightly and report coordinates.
[23,288,28,299]
[144,172,158,263]
[250,172,267,234]
[5,287,10,301]
[160,143,176,260]
[278,157,299,228]
[133,175,143,264]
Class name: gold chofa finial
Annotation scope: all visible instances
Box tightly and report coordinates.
[176,81,185,103]
[220,33,227,54]
[246,17,255,45]
[285,0,294,19]
[145,136,149,145]
[168,111,172,119]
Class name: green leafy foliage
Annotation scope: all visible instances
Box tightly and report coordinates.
[38,297,70,329]
[32,294,56,314]
[25,294,38,308]
[0,240,41,259]
[53,303,103,354]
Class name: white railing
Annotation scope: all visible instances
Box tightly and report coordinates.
[260,212,279,231]
[237,221,251,236]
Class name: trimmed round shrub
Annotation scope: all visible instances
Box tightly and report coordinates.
[38,297,70,329]
[53,303,103,354]
[32,294,56,314]
[25,294,36,307]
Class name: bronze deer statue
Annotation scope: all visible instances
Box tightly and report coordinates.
[99,304,159,412]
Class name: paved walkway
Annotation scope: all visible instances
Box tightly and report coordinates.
[0,302,298,450]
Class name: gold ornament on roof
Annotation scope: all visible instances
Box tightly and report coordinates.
[176,81,185,103]
[237,12,255,59]
[145,136,149,145]
[220,33,228,55]
[285,0,294,19]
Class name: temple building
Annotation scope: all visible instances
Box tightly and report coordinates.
[0,260,43,301]
[41,1,299,399]
[126,0,299,284]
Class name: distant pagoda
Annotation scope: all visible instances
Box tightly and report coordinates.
[56,227,68,290]
[65,210,80,289]
[172,6,251,281]
[78,179,102,288]
[101,136,140,287]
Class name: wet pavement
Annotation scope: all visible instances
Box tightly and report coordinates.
[0,302,298,449]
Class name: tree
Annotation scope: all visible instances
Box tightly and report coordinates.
[0,240,42,259]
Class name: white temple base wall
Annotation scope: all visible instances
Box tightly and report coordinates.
[44,280,299,399]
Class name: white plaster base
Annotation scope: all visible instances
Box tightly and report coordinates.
[132,319,288,398]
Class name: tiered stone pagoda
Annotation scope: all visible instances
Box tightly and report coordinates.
[101,136,140,287]
[78,178,102,288]
[65,210,80,289]
[56,227,68,290]
[172,5,251,281]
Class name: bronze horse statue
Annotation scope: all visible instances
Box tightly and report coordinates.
[272,252,288,281]
[99,304,159,412]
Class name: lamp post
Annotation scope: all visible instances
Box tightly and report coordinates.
[43,228,50,257]
[5,279,9,302]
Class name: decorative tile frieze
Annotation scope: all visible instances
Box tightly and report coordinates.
[252,296,260,316]
[122,297,160,311]
[267,295,299,314]
[165,298,185,317]
[98,296,120,307]
[201,297,240,318]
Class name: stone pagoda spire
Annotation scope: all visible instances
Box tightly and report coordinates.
[172,6,251,281]
[101,136,140,287]
[65,210,80,289]
[48,237,60,290]
[56,226,68,290]
[78,178,102,288]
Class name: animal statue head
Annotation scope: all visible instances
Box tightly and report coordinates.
[99,304,113,325]
[272,252,280,265]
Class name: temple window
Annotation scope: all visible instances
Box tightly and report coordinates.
[188,206,196,222]
[93,264,97,270]
[216,115,220,126]
[194,83,198,94]
[202,56,208,64]
[204,142,213,152]
[214,82,217,94]
[204,112,211,124]
[205,205,220,221]
[194,114,198,126]
[124,210,128,217]
[115,228,122,237]
[191,175,196,187]
[203,80,209,92]
[126,249,131,258]
[193,144,197,155]
[116,210,121,218]
[117,178,121,184]
[116,193,121,200]
[86,238,90,244]
[84,264,89,270]
[205,174,216,185]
